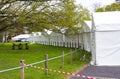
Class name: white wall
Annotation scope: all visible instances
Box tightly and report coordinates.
[95,31,120,66]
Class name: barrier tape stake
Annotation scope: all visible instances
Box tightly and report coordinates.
[20,60,24,79]
[45,54,48,75]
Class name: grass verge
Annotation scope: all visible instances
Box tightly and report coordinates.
[0,43,91,79]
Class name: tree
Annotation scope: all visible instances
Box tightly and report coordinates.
[0,0,53,33]
[96,3,120,12]
[0,0,15,32]
[41,0,90,33]
[60,0,90,34]
[18,0,90,33]
[0,0,90,34]
[0,0,32,32]
[0,0,52,42]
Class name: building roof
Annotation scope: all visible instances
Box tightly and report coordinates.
[84,21,92,32]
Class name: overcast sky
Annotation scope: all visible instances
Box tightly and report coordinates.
[75,0,115,12]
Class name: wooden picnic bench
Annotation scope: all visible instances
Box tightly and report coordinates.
[12,43,29,50]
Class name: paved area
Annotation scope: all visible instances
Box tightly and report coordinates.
[70,65,120,79]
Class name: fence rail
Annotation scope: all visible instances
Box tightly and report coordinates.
[0,49,77,73]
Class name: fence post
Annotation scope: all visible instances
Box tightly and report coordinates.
[83,54,86,61]
[20,60,25,79]
[70,49,72,65]
[45,54,48,75]
[61,51,64,68]
[12,43,15,50]
[74,48,77,61]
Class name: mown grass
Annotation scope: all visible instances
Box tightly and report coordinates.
[0,43,91,79]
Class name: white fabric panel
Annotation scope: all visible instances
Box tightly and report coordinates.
[91,11,120,66]
[90,32,96,65]
[96,24,120,31]
[86,33,91,52]
[95,32,120,66]
[83,21,92,52]
[83,33,91,52]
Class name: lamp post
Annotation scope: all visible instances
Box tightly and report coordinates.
[45,29,52,45]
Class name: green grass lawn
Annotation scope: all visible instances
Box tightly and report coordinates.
[0,43,91,79]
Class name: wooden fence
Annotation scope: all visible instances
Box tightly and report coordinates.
[20,49,80,79]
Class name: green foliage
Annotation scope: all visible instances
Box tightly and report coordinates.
[0,0,90,34]
[96,3,120,12]
[0,0,32,33]
[51,0,90,30]
[95,8,104,12]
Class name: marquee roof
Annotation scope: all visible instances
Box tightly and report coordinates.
[92,11,120,31]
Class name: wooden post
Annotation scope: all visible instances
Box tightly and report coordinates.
[83,54,86,61]
[45,54,48,75]
[12,43,15,50]
[25,43,29,50]
[20,60,24,79]
[19,43,22,50]
[74,48,77,61]
[70,49,72,65]
[61,51,64,68]
[72,42,73,48]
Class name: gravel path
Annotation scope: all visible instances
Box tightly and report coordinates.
[70,65,120,79]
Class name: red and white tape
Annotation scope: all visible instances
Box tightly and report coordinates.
[25,64,94,79]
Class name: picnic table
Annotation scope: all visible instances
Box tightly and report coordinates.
[12,43,29,50]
